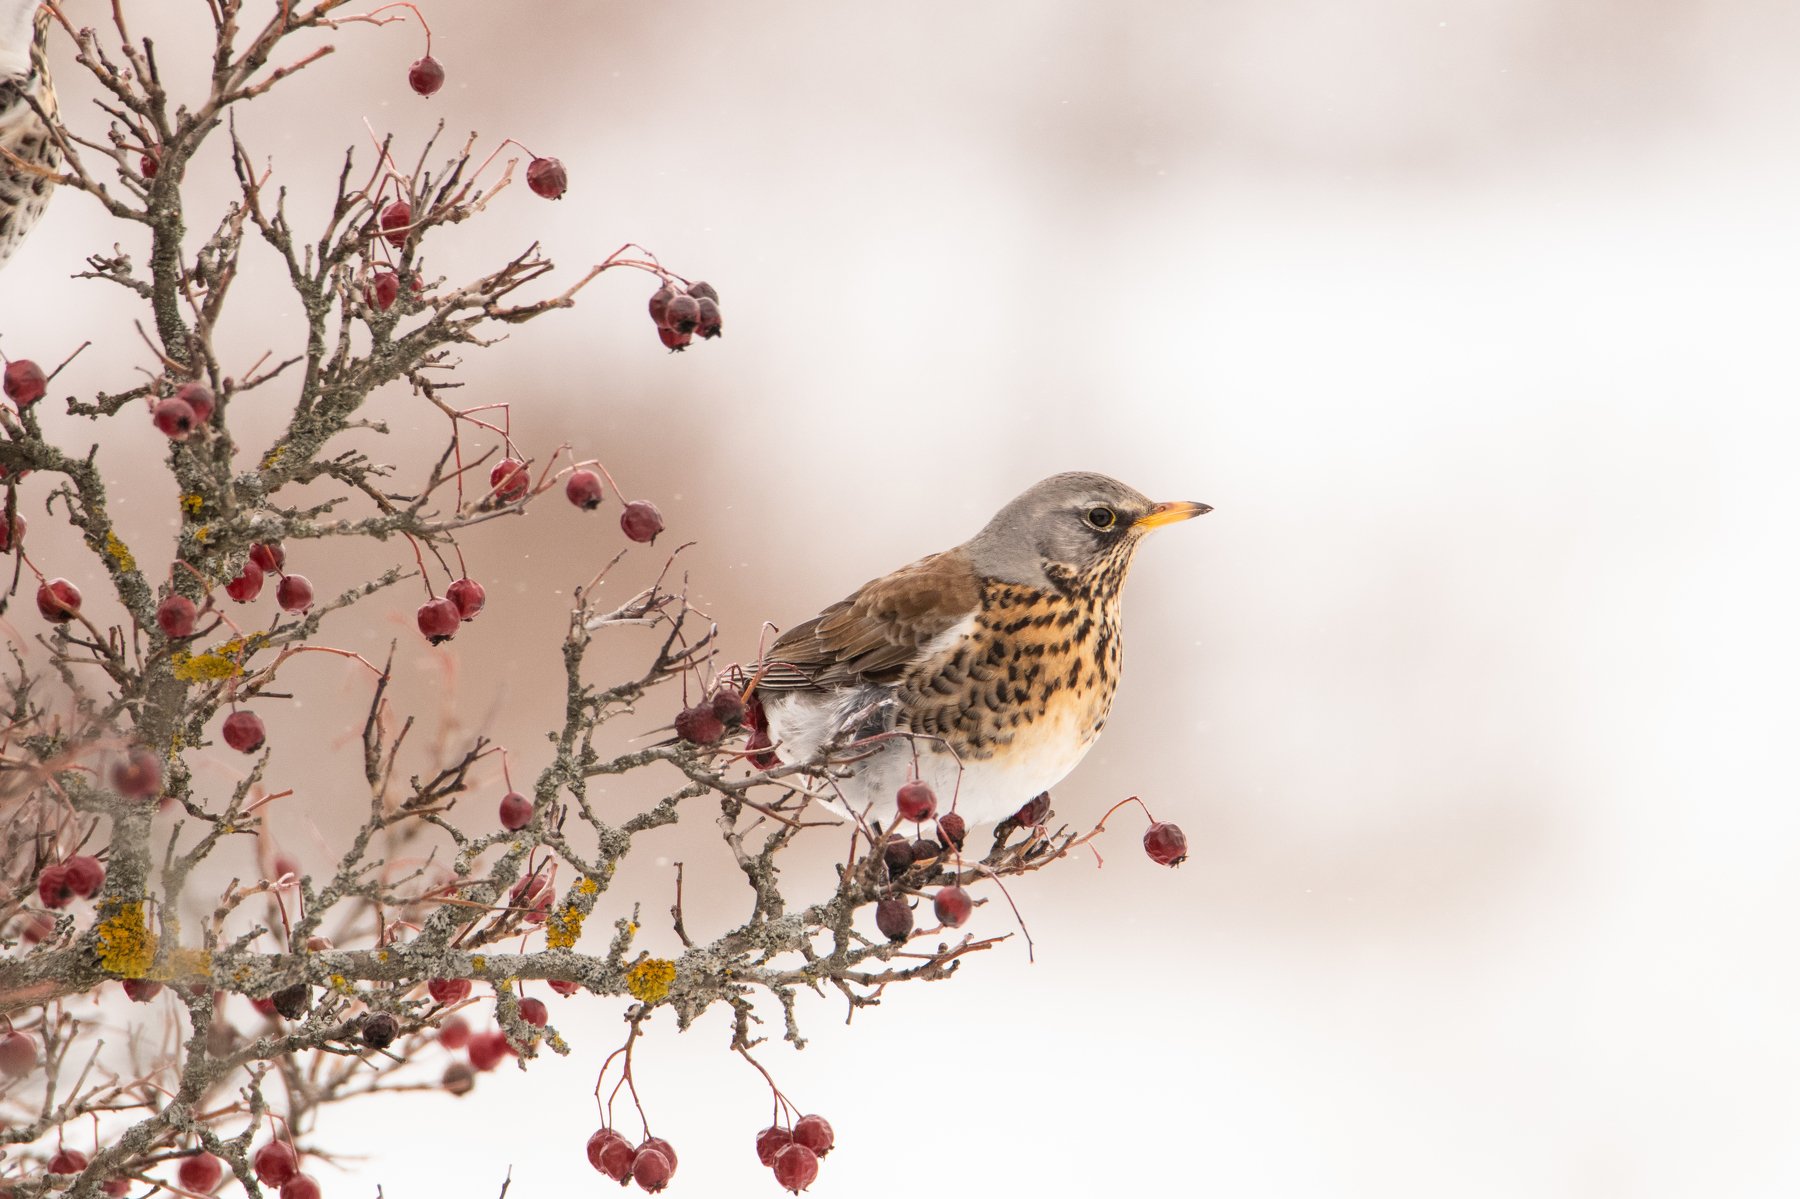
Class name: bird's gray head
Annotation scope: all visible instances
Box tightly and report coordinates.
[963,471,1210,588]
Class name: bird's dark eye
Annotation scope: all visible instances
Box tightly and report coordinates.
[1085,506,1117,531]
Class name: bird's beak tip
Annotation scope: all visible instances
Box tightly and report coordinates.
[1135,500,1212,530]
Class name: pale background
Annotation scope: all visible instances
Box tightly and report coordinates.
[4,1,1798,1195]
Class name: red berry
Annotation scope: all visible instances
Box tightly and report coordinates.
[792,1114,834,1157]
[467,1029,509,1071]
[427,977,471,1006]
[620,500,664,543]
[565,469,604,510]
[369,270,400,311]
[276,573,313,613]
[36,577,81,622]
[656,325,692,352]
[933,885,972,928]
[936,811,967,850]
[1143,820,1188,867]
[417,597,461,644]
[586,1129,634,1183]
[408,55,445,96]
[755,1126,793,1168]
[0,511,23,553]
[517,997,547,1027]
[253,1143,297,1187]
[103,1177,130,1197]
[221,710,266,753]
[498,790,534,830]
[489,457,529,503]
[648,286,674,328]
[140,151,159,177]
[709,688,746,726]
[152,396,197,440]
[249,542,285,573]
[1013,792,1050,825]
[639,1138,677,1176]
[874,896,913,942]
[379,200,412,246]
[109,746,163,798]
[693,297,723,339]
[37,863,72,908]
[630,1147,672,1193]
[446,577,486,620]
[177,1154,223,1193]
[225,560,264,602]
[549,978,578,997]
[663,294,700,335]
[17,911,55,944]
[175,382,215,423]
[63,855,104,897]
[156,594,198,638]
[772,1143,819,1194]
[673,703,724,746]
[526,157,567,200]
[0,1031,35,1077]
[896,780,936,823]
[47,1150,88,1175]
[687,282,719,303]
[3,359,46,407]
[123,978,163,1003]
[279,1173,321,1199]
[436,1015,471,1049]
[250,995,278,1017]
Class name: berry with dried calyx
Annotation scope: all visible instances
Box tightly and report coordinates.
[36,577,81,622]
[710,688,746,726]
[37,863,72,907]
[123,978,163,1003]
[656,325,692,352]
[408,55,445,96]
[47,1150,89,1175]
[369,270,400,312]
[0,511,23,553]
[447,577,486,620]
[526,157,567,200]
[250,542,285,573]
[222,710,266,753]
[417,597,461,644]
[436,1015,471,1049]
[110,746,163,798]
[63,855,104,897]
[933,885,972,928]
[279,1173,322,1199]
[772,1143,819,1194]
[881,836,914,876]
[792,1114,833,1158]
[153,396,197,440]
[3,359,46,407]
[586,1129,634,1183]
[428,977,471,1006]
[498,790,534,830]
[637,1138,677,1182]
[156,594,198,638]
[909,837,942,863]
[755,1126,793,1168]
[565,468,604,510]
[875,895,913,942]
[175,382,215,422]
[896,780,936,822]
[663,293,700,335]
[467,1029,510,1071]
[379,200,412,246]
[648,285,675,327]
[1143,820,1188,867]
[517,997,547,1027]
[0,1031,36,1077]
[620,499,664,543]
[271,982,311,1020]
[674,703,725,746]
[630,1147,672,1193]
[693,297,722,339]
[225,559,264,602]
[253,1142,298,1188]
[1013,792,1050,825]
[178,1153,223,1194]
[687,281,718,303]
[276,573,314,613]
[361,1012,400,1049]
[937,811,967,851]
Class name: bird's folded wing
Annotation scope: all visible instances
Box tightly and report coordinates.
[753,549,981,692]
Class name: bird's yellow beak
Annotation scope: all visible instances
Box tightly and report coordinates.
[1134,500,1212,530]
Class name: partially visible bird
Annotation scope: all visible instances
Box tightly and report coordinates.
[0,0,57,273]
[745,471,1209,830]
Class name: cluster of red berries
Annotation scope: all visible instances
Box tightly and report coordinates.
[755,1115,834,1193]
[428,981,529,1092]
[150,381,217,442]
[254,1139,320,1199]
[217,541,315,614]
[418,576,485,646]
[647,281,722,351]
[673,687,749,747]
[586,1129,680,1193]
[869,782,975,940]
[35,854,104,909]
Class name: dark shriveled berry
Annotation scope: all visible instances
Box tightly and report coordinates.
[881,836,913,876]
[360,1012,399,1049]
[586,1129,634,1183]
[498,790,534,830]
[222,710,266,753]
[37,577,81,622]
[408,54,445,96]
[620,500,664,543]
[176,382,216,422]
[447,577,486,620]
[693,296,723,339]
[441,1061,476,1096]
[253,1142,298,1187]
[674,703,725,746]
[937,811,967,851]
[417,598,461,644]
[933,885,972,928]
[225,560,264,602]
[1143,820,1188,867]
[772,1143,819,1194]
[910,838,942,863]
[565,469,604,509]
[896,780,936,822]
[755,1126,794,1168]
[526,157,568,200]
[875,896,913,942]
[1014,792,1051,825]
[156,593,198,638]
[648,285,674,328]
[686,281,719,304]
[663,294,700,335]
[793,1114,834,1157]
[271,982,311,1020]
[4,359,47,407]
[656,325,692,352]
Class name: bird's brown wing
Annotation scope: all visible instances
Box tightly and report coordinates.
[753,548,982,692]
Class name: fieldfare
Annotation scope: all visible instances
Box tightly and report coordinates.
[747,471,1209,828]
[0,0,56,272]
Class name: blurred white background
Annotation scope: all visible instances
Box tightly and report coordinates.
[5,0,1799,1195]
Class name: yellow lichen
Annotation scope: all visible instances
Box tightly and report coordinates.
[103,531,136,572]
[172,637,248,683]
[261,446,285,470]
[180,493,205,516]
[470,955,486,973]
[626,958,676,1005]
[328,974,353,995]
[545,901,586,950]
[193,525,211,544]
[576,877,599,896]
[96,901,156,977]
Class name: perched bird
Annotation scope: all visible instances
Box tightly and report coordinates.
[747,471,1209,829]
[0,0,56,272]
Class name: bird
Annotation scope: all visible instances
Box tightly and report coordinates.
[0,0,57,273]
[744,471,1209,830]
